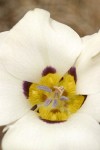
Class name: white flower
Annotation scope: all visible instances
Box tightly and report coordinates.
[0,8,100,150]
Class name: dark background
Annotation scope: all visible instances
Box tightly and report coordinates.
[0,0,100,149]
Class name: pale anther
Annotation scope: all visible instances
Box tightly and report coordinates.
[60,96,69,101]
[52,99,58,108]
[44,99,52,106]
[37,85,52,92]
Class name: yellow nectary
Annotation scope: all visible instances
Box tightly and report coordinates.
[29,73,85,122]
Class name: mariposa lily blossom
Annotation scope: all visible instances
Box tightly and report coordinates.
[0,8,100,150]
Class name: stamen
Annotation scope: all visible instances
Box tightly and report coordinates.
[37,85,52,93]
[52,99,58,108]
[60,96,69,101]
[44,99,52,106]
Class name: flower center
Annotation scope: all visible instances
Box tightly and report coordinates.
[28,73,85,122]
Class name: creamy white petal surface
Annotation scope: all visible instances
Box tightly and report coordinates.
[76,31,100,94]
[0,8,82,82]
[0,65,31,125]
[81,32,98,43]
[0,32,8,44]
[79,93,100,122]
[0,31,8,40]
[2,111,100,150]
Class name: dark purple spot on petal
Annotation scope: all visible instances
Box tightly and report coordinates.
[40,118,66,124]
[42,66,56,76]
[31,105,37,111]
[81,95,87,106]
[23,81,32,98]
[68,67,77,82]
[59,77,64,82]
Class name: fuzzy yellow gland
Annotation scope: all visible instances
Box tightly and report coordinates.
[29,73,85,122]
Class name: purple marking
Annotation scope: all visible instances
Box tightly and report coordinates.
[60,96,69,101]
[68,67,77,82]
[52,99,58,108]
[37,85,52,93]
[41,119,66,123]
[23,81,32,98]
[44,99,52,106]
[31,105,37,111]
[42,66,56,76]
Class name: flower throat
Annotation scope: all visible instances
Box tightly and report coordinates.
[28,69,85,122]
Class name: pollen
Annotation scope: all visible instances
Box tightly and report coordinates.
[29,73,85,122]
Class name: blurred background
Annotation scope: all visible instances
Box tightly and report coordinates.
[0,0,100,149]
[0,0,100,36]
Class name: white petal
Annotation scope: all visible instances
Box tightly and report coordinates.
[43,18,82,75]
[0,31,8,48]
[79,93,100,122]
[0,65,31,125]
[0,31,8,41]
[81,32,98,43]
[2,111,100,150]
[76,31,100,94]
[0,9,82,82]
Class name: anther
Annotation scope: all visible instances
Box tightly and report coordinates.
[60,96,69,101]
[44,99,52,106]
[52,99,58,108]
[37,85,52,93]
